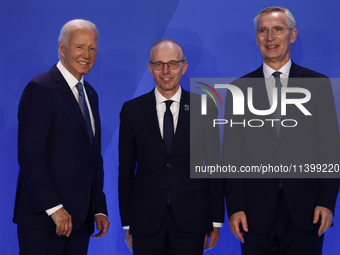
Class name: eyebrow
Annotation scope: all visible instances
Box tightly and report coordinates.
[258,25,285,29]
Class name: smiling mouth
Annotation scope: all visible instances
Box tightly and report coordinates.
[78,61,88,65]
[266,45,278,49]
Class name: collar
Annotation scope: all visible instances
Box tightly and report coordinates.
[155,86,182,105]
[263,59,291,78]
[57,61,84,88]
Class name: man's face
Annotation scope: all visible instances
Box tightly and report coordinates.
[255,12,297,66]
[148,42,188,97]
[59,28,98,81]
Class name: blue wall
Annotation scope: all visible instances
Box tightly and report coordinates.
[1,0,340,254]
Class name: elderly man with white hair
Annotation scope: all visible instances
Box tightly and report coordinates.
[13,19,109,255]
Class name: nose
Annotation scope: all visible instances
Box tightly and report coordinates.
[162,63,170,74]
[267,30,275,41]
[82,49,90,58]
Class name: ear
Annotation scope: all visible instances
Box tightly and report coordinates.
[290,29,297,43]
[59,41,66,59]
[148,62,154,75]
[255,33,260,47]
[181,61,188,75]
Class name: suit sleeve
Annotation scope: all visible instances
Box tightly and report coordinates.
[17,81,61,212]
[315,78,340,214]
[206,99,225,223]
[222,87,247,217]
[91,91,108,216]
[118,102,137,226]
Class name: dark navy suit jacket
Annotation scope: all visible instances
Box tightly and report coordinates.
[223,62,340,234]
[13,65,108,233]
[118,89,224,236]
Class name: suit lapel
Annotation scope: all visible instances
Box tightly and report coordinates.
[169,89,190,157]
[50,65,92,147]
[278,62,304,143]
[248,66,278,141]
[143,90,168,158]
[84,81,100,150]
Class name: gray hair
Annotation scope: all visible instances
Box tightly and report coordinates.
[149,39,186,61]
[58,19,98,58]
[254,6,296,31]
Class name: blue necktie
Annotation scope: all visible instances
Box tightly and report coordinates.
[163,100,174,154]
[272,72,282,137]
[76,82,94,145]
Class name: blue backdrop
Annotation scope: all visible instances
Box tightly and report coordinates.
[1,0,340,254]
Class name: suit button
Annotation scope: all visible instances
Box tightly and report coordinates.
[162,185,168,188]
[87,182,92,186]
[167,164,171,167]
[278,149,282,153]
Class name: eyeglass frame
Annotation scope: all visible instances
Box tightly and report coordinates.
[149,60,186,70]
[256,26,293,37]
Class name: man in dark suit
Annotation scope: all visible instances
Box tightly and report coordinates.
[118,39,224,255]
[223,6,340,255]
[13,19,109,254]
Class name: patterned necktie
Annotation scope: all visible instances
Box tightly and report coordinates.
[76,82,94,145]
[163,100,174,154]
[272,72,282,137]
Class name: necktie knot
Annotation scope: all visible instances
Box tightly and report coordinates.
[165,100,173,109]
[272,72,282,89]
[272,71,281,79]
[76,82,84,93]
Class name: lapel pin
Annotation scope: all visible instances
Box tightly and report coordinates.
[184,104,189,111]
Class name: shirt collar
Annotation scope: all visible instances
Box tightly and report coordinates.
[263,59,291,78]
[57,61,84,88]
[155,86,182,105]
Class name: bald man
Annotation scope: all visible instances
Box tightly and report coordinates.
[118,39,224,255]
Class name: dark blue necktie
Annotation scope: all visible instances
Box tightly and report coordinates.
[76,82,94,145]
[163,100,174,154]
[272,72,282,137]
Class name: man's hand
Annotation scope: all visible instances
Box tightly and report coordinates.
[229,211,248,243]
[92,215,110,238]
[313,206,333,236]
[51,207,72,237]
[204,227,220,251]
[124,229,133,251]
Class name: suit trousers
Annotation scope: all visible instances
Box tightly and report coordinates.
[133,204,205,255]
[241,188,324,255]
[17,216,92,255]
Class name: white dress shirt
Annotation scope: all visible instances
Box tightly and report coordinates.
[263,59,291,106]
[155,86,181,137]
[45,61,97,216]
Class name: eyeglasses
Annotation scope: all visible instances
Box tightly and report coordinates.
[149,60,186,70]
[256,27,292,37]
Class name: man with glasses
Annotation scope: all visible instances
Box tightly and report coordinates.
[118,39,224,255]
[223,6,340,255]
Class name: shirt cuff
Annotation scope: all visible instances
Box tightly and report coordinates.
[46,204,63,216]
[213,222,223,228]
[94,213,108,218]
[123,226,130,230]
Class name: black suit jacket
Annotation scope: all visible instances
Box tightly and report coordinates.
[118,88,224,236]
[13,65,108,233]
[223,62,340,234]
